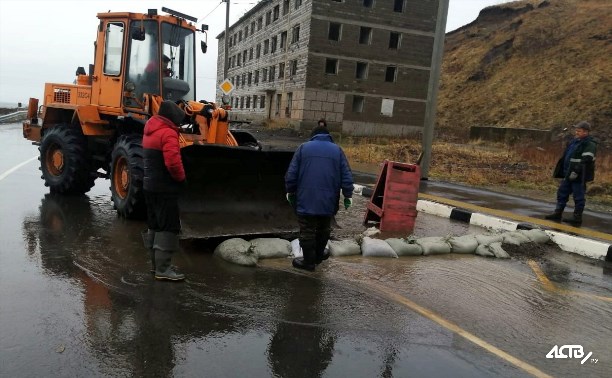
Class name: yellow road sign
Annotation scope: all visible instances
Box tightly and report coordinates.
[219,79,234,95]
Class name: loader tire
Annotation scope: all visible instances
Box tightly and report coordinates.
[110,135,146,219]
[39,124,96,194]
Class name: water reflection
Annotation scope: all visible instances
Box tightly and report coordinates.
[267,278,335,378]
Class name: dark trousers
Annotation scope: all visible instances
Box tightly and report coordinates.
[556,179,586,212]
[298,215,332,264]
[144,191,181,234]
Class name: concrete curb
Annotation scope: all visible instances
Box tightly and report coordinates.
[353,184,612,261]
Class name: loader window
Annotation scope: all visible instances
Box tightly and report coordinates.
[161,23,196,101]
[127,20,160,100]
[104,22,125,76]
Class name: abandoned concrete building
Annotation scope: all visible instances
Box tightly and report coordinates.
[216,0,444,136]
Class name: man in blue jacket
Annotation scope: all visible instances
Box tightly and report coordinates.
[544,121,597,226]
[285,126,354,271]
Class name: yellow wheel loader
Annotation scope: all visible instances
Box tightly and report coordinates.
[22,7,297,239]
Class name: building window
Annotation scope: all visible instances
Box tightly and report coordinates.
[251,21,255,34]
[291,25,300,43]
[240,96,244,108]
[385,66,397,82]
[389,32,401,49]
[352,96,364,113]
[254,70,259,84]
[263,68,268,82]
[244,26,248,38]
[279,62,285,78]
[273,5,280,21]
[237,54,241,66]
[243,50,247,63]
[239,30,242,42]
[236,75,240,87]
[266,11,271,26]
[363,0,374,7]
[271,36,278,53]
[246,96,251,108]
[276,94,282,115]
[229,37,233,48]
[242,73,246,86]
[290,59,298,76]
[286,92,293,116]
[249,47,253,60]
[256,44,261,58]
[329,22,341,41]
[248,72,252,85]
[280,31,287,50]
[253,95,258,108]
[269,65,276,82]
[258,17,263,30]
[325,58,338,75]
[283,0,289,15]
[264,39,269,54]
[356,62,368,79]
[381,98,394,116]
[295,0,303,9]
[394,0,404,12]
[359,27,372,45]
[332,0,344,2]
[260,95,265,108]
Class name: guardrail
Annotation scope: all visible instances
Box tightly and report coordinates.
[0,110,27,123]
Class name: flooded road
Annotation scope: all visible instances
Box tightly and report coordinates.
[1,123,611,377]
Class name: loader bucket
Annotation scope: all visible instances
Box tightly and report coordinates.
[178,144,298,240]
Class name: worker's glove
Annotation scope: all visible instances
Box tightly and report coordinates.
[286,193,296,208]
[344,197,353,210]
[568,171,578,181]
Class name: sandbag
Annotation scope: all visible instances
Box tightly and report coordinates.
[519,229,550,244]
[475,234,504,245]
[250,238,292,259]
[329,239,361,257]
[475,242,509,258]
[385,238,423,256]
[290,238,303,258]
[416,236,451,255]
[362,227,381,237]
[502,231,531,246]
[361,237,398,258]
[448,234,478,254]
[214,238,258,266]
[475,243,494,257]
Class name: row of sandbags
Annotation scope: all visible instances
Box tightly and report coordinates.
[214,229,552,266]
[327,228,551,259]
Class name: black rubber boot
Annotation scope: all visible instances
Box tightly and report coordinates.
[153,231,185,282]
[562,210,583,226]
[292,257,315,272]
[141,229,156,274]
[544,209,564,221]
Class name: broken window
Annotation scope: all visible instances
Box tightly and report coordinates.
[329,22,341,41]
[359,27,372,45]
[356,62,368,79]
[325,58,338,75]
[385,66,397,82]
[389,32,401,49]
[352,96,364,113]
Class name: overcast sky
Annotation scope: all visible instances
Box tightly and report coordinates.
[0,0,506,105]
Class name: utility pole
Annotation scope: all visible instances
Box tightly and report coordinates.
[421,0,449,179]
[223,0,230,79]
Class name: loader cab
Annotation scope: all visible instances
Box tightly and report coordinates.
[125,18,196,104]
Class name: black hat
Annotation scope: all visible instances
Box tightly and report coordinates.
[573,121,591,131]
[310,125,330,137]
[158,101,185,126]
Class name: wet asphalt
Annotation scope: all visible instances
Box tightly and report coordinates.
[1,122,611,377]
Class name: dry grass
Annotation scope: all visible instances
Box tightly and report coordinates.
[340,136,612,208]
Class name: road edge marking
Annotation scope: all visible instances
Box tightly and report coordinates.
[0,156,38,181]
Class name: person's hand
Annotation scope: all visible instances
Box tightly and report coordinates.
[344,197,352,210]
[286,193,296,208]
[568,171,578,181]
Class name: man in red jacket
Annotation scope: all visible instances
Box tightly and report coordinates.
[141,101,186,281]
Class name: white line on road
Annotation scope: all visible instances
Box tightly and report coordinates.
[0,156,38,181]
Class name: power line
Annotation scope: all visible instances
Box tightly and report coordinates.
[197,1,223,23]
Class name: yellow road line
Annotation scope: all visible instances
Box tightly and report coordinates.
[363,280,554,378]
[418,193,612,243]
[528,260,612,303]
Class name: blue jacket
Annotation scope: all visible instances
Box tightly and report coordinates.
[285,133,354,216]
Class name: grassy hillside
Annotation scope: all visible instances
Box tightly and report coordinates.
[437,0,611,146]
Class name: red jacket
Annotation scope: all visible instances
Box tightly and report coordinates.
[142,115,185,193]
